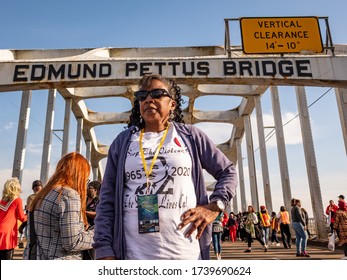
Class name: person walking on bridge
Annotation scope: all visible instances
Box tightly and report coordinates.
[258,205,271,245]
[326,200,339,236]
[291,198,310,257]
[244,205,267,253]
[277,206,291,249]
[333,201,347,259]
[270,211,280,246]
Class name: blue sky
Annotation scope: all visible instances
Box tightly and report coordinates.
[1,0,347,216]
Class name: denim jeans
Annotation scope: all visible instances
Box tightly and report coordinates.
[262,226,270,244]
[292,222,308,254]
[212,232,222,254]
[271,229,279,243]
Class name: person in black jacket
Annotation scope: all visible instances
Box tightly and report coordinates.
[291,198,310,257]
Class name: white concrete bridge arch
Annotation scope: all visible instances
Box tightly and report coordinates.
[1,44,347,240]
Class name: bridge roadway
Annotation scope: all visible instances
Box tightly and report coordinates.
[210,239,343,260]
[12,239,343,260]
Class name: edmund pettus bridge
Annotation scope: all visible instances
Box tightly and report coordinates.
[1,17,347,255]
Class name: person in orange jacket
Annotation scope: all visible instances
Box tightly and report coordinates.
[258,205,271,245]
[270,211,281,246]
[277,206,292,249]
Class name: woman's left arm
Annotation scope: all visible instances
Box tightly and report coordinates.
[197,129,238,205]
[178,127,238,239]
[16,198,27,222]
[59,191,94,252]
[252,213,259,224]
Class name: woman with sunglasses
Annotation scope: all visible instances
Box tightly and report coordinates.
[94,73,237,260]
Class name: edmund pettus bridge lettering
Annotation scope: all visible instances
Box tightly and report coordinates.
[12,59,312,82]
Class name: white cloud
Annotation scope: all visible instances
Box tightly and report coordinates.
[4,121,15,130]
[282,112,303,145]
[194,123,233,144]
[251,111,303,150]
[0,169,13,184]
[0,121,15,132]
[26,142,44,155]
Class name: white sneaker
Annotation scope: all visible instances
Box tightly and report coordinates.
[276,243,281,247]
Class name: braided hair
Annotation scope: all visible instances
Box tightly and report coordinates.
[127,74,185,132]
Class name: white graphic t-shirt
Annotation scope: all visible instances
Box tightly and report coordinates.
[123,125,201,259]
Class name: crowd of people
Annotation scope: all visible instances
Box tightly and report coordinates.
[208,197,346,260]
[1,170,346,260]
[327,195,347,259]
[0,73,346,261]
[209,203,300,258]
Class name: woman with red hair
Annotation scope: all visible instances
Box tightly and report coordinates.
[24,152,94,259]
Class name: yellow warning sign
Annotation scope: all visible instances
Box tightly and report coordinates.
[240,17,323,54]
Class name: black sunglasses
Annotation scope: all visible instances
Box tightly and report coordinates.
[134,88,172,101]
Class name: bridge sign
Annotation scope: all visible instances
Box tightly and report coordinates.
[240,16,323,54]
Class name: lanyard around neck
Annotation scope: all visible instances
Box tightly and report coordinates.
[139,124,170,193]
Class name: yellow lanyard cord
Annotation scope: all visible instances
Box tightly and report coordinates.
[139,124,170,193]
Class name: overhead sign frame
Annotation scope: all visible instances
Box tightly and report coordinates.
[240,16,324,54]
